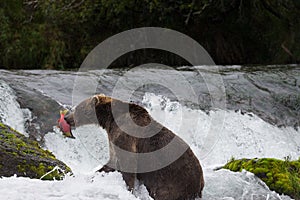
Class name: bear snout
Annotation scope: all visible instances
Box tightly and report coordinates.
[64,112,75,127]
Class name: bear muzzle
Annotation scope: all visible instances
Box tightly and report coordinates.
[64,112,75,128]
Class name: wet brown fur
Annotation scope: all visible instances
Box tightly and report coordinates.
[65,95,204,200]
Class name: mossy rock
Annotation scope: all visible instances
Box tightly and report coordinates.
[223,157,300,200]
[0,122,71,180]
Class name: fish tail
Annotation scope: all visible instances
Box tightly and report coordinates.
[63,132,75,139]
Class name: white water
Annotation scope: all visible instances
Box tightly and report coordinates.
[46,125,110,174]
[0,85,298,199]
[0,81,29,136]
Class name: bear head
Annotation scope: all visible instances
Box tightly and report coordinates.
[64,94,151,137]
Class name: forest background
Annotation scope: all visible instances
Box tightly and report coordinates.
[1,0,299,69]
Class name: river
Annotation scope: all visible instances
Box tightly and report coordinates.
[0,65,299,199]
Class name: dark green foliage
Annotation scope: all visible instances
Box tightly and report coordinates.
[0,0,299,69]
[0,122,72,180]
[223,157,300,200]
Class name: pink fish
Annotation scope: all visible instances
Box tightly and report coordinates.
[57,110,75,139]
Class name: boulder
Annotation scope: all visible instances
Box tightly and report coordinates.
[0,122,71,180]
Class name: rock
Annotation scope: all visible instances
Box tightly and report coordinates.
[223,157,300,200]
[0,122,71,180]
[12,85,64,140]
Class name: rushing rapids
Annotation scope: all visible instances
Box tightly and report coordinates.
[0,65,299,199]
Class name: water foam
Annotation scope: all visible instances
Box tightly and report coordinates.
[0,81,28,136]
[1,91,298,199]
[142,93,300,167]
[0,173,139,200]
[45,125,109,174]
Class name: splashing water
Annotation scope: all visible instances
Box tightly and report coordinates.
[42,93,297,199]
[0,82,297,199]
[0,81,29,136]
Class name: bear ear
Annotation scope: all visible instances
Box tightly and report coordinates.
[92,95,100,105]
[92,94,112,105]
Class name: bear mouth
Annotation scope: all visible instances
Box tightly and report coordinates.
[64,112,75,127]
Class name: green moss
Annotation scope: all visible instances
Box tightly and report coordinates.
[5,133,16,139]
[41,165,62,180]
[0,123,72,180]
[11,152,18,156]
[0,124,56,158]
[17,164,26,173]
[223,158,300,199]
[16,162,67,180]
[0,123,6,128]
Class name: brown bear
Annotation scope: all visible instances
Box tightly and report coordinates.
[63,94,204,200]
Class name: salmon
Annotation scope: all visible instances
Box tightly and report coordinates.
[57,110,75,139]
